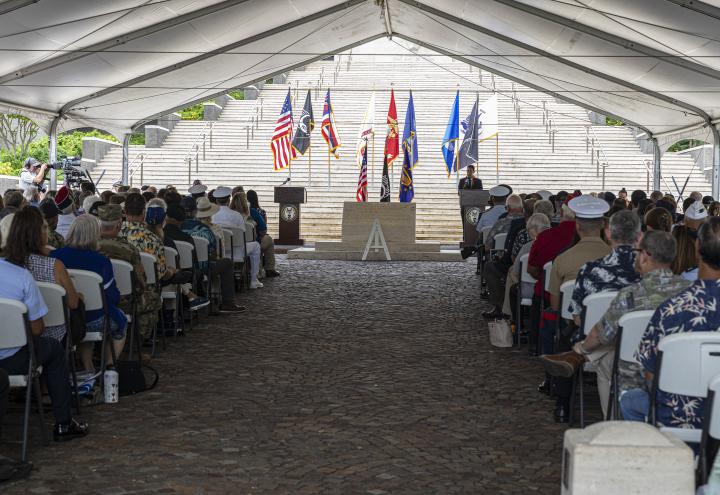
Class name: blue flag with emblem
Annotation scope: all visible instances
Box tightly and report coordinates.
[442,90,460,176]
[399,91,418,203]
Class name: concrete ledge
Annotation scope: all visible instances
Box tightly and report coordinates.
[82,137,120,172]
[203,102,223,121]
[146,113,180,148]
[287,247,463,262]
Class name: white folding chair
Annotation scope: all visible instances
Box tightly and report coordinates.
[111,259,143,358]
[174,240,203,326]
[570,291,618,427]
[222,226,250,290]
[67,269,114,385]
[554,279,576,350]
[699,373,720,484]
[606,310,654,420]
[163,246,184,337]
[543,262,552,293]
[139,252,164,354]
[478,225,493,278]
[0,298,48,461]
[222,229,234,262]
[515,254,536,346]
[192,236,218,310]
[651,333,720,445]
[492,233,507,252]
[36,281,81,413]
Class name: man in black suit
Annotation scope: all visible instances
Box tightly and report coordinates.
[458,165,483,192]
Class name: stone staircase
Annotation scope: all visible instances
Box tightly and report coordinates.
[95,40,710,243]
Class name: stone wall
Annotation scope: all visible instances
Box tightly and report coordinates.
[145,113,181,148]
[81,137,121,172]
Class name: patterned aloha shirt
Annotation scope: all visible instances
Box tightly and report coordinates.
[120,220,167,279]
[570,245,640,317]
[47,228,65,249]
[181,219,218,271]
[486,212,523,248]
[512,229,531,260]
[636,280,720,429]
[597,269,690,391]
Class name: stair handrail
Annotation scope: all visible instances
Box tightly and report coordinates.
[333,54,343,85]
[127,152,148,187]
[183,121,215,185]
[241,97,264,149]
[587,125,612,188]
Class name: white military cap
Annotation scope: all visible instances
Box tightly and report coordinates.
[188,184,207,195]
[685,200,708,220]
[489,185,511,197]
[214,186,232,199]
[568,194,609,219]
[536,190,552,201]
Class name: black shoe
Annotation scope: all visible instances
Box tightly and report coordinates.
[554,404,570,424]
[54,418,89,442]
[482,308,503,319]
[480,291,489,300]
[265,270,280,278]
[537,380,550,395]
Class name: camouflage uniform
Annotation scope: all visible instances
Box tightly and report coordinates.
[99,235,161,339]
[47,229,65,249]
[597,268,691,392]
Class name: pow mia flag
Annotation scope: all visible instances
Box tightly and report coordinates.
[291,90,315,155]
[457,94,480,171]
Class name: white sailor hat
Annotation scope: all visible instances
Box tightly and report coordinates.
[489,185,511,197]
[568,194,609,219]
[685,200,708,220]
[536,190,552,201]
[188,184,207,195]
[214,186,232,199]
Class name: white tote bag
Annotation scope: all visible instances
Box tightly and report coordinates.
[488,319,514,348]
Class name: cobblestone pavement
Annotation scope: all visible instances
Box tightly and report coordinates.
[1,256,572,494]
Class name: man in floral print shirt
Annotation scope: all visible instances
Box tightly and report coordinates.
[621,217,720,427]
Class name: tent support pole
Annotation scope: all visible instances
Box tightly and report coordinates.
[122,133,131,186]
[49,117,60,191]
[652,137,662,192]
[712,125,720,200]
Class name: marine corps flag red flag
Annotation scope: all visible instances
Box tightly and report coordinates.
[384,88,399,167]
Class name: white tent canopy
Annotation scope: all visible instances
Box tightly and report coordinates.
[1,0,720,191]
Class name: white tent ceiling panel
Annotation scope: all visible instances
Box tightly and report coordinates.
[61,1,384,130]
[390,1,704,134]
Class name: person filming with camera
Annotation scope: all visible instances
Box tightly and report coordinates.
[18,157,48,193]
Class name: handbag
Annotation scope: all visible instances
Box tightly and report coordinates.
[488,318,514,348]
[67,299,87,346]
[116,361,159,397]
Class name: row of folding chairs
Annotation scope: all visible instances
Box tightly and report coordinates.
[514,256,553,351]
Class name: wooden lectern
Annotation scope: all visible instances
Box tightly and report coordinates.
[274,186,306,245]
[459,190,490,247]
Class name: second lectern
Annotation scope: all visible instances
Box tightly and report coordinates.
[274,186,306,245]
[459,189,490,247]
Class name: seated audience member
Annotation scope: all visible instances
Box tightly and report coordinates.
[543,231,689,417]
[503,213,551,322]
[39,198,66,249]
[644,207,672,232]
[0,213,14,251]
[188,183,207,200]
[481,194,525,319]
[145,199,168,246]
[709,201,720,217]
[621,217,720,427]
[97,204,163,339]
[636,198,654,220]
[54,186,77,239]
[109,194,126,206]
[703,195,714,209]
[120,193,177,285]
[51,215,128,371]
[630,190,647,211]
[508,200,553,264]
[82,195,102,216]
[23,186,39,207]
[100,190,115,205]
[649,190,664,202]
[1,190,24,219]
[180,197,245,312]
[0,249,88,441]
[212,187,268,279]
[474,185,510,234]
[690,191,703,202]
[672,224,699,281]
[4,207,81,342]
[231,185,244,197]
[241,190,279,277]
[683,200,707,238]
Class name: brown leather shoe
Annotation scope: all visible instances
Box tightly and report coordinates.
[540,351,586,378]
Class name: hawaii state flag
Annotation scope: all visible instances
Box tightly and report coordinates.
[384,88,399,168]
[321,89,341,158]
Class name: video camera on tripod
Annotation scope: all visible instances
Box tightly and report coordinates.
[45,157,90,189]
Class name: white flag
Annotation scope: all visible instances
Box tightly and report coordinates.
[478,94,499,143]
[356,92,375,167]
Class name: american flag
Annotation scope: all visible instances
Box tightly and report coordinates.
[356,140,368,202]
[271,90,296,171]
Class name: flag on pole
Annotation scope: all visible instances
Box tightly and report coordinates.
[356,140,368,202]
[291,89,314,156]
[270,89,295,171]
[384,88,399,168]
[380,154,391,202]
[478,94,499,143]
[457,94,479,171]
[321,89,341,158]
[399,91,418,203]
[442,90,460,175]
[356,92,375,167]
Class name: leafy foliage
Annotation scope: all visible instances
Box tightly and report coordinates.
[180,103,204,120]
[229,90,244,100]
[129,132,145,145]
[668,139,707,152]
[606,117,625,126]
[0,114,38,160]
